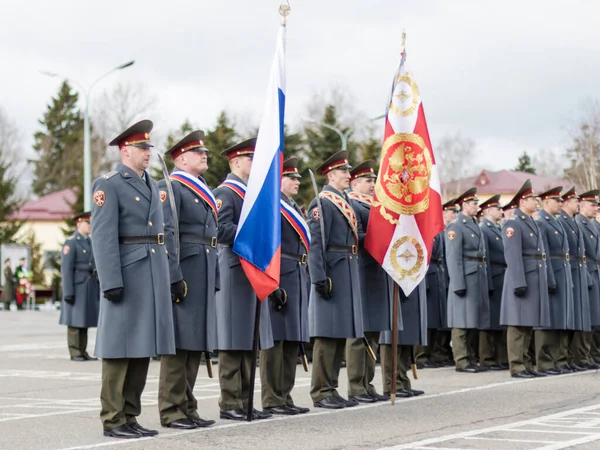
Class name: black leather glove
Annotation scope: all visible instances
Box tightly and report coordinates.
[269,288,287,311]
[104,288,124,302]
[171,280,186,303]
[315,278,332,300]
[454,289,466,297]
[64,296,75,305]
[548,285,557,294]
[514,286,527,297]
[488,289,494,296]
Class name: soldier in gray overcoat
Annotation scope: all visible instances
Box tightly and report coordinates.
[445,188,491,373]
[59,211,100,361]
[535,187,575,375]
[91,120,175,439]
[345,160,393,403]
[260,157,311,416]
[500,180,551,378]
[380,280,427,397]
[558,187,591,371]
[213,138,273,421]
[574,190,600,370]
[2,259,14,311]
[157,131,217,430]
[307,150,364,409]
[478,195,508,370]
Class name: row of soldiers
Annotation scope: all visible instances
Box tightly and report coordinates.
[60,120,425,440]
[422,182,600,378]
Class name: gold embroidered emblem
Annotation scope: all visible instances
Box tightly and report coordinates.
[390,73,420,117]
[506,227,515,238]
[312,208,320,221]
[216,199,223,211]
[94,190,105,207]
[447,231,456,241]
[390,236,424,281]
[159,190,167,203]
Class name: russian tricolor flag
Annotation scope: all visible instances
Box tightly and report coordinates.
[233,24,286,301]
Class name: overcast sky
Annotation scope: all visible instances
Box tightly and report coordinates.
[1,0,597,186]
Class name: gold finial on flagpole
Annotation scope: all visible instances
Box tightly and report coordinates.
[402,29,407,53]
[279,0,291,26]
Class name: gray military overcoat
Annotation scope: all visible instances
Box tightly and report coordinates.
[268,195,310,342]
[380,280,427,346]
[558,211,591,331]
[480,218,506,331]
[445,212,491,329]
[576,214,600,329]
[351,195,399,333]
[159,172,218,352]
[536,210,575,330]
[500,209,551,328]
[307,185,364,339]
[91,163,175,358]
[213,174,273,351]
[425,232,448,330]
[59,231,100,328]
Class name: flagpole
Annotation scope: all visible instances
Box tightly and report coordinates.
[246,297,262,421]
[391,283,399,405]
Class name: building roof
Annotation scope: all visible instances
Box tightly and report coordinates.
[442,170,575,197]
[10,189,76,221]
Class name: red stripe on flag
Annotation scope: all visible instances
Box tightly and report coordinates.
[240,246,281,301]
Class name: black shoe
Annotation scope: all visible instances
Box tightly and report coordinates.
[349,394,377,404]
[314,397,345,409]
[542,368,562,376]
[190,417,215,428]
[103,424,142,439]
[528,370,547,377]
[378,392,392,401]
[423,360,442,368]
[558,366,573,374]
[263,406,298,415]
[152,356,161,361]
[251,408,272,420]
[369,392,390,402]
[443,359,456,367]
[396,388,414,398]
[511,370,535,379]
[129,423,158,436]
[456,365,480,373]
[570,364,587,372]
[286,405,310,414]
[83,353,98,361]
[586,363,600,370]
[408,388,424,396]
[485,364,504,371]
[334,394,358,407]
[163,418,197,429]
[219,409,247,421]
[71,355,87,362]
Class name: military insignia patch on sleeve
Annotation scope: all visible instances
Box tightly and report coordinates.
[62,245,70,255]
[506,227,515,238]
[312,208,320,221]
[216,199,223,211]
[159,190,167,203]
[93,190,105,207]
[447,230,456,241]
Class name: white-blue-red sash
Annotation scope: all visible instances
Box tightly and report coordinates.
[280,199,311,251]
[219,179,247,199]
[170,171,218,222]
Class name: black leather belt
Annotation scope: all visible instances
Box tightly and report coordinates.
[75,268,97,275]
[327,245,358,254]
[491,262,507,268]
[180,235,217,248]
[550,254,570,261]
[576,256,587,263]
[523,253,546,261]
[463,256,486,262]
[587,257,600,264]
[119,234,165,245]
[282,252,307,264]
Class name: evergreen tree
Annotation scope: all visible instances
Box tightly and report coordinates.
[515,151,536,174]
[358,134,382,165]
[203,111,239,188]
[32,81,84,196]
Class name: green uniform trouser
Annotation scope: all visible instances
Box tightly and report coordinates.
[571,331,593,366]
[260,340,299,408]
[535,330,560,371]
[556,330,572,368]
[310,337,345,403]
[67,327,88,358]
[346,331,379,397]
[591,330,600,363]
[479,330,508,367]
[218,350,253,411]
[507,326,533,374]
[158,349,202,424]
[452,328,479,369]
[429,329,452,362]
[100,358,150,430]
[380,344,411,393]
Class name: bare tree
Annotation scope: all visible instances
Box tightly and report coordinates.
[435,132,477,199]
[532,148,566,178]
[0,107,26,193]
[564,98,600,191]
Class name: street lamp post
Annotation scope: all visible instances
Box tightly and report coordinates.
[40,61,135,210]
[302,117,350,150]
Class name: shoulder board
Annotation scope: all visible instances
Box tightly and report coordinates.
[102,170,118,180]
